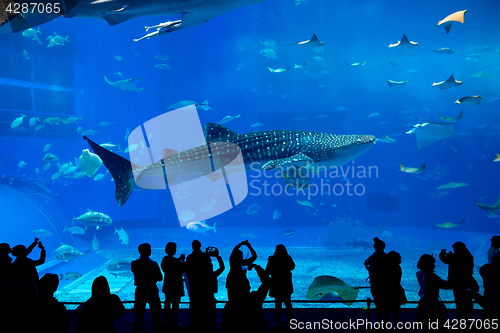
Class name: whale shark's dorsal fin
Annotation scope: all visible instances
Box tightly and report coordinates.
[204,123,241,142]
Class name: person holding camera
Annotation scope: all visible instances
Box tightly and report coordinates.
[11,237,46,286]
[161,242,185,330]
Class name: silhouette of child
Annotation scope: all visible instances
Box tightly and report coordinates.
[383,251,406,323]
[266,244,295,327]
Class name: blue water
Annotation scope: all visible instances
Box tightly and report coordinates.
[1,0,499,305]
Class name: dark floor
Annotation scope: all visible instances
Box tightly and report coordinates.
[67,308,486,332]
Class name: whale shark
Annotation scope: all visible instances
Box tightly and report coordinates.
[84,123,376,206]
[63,0,266,32]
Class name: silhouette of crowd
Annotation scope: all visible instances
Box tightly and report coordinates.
[0,235,499,332]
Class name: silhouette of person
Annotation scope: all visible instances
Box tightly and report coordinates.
[266,244,295,327]
[185,239,204,328]
[470,263,500,320]
[73,276,126,333]
[439,241,479,320]
[222,263,270,333]
[193,246,225,333]
[161,242,185,330]
[383,251,406,324]
[225,240,257,302]
[11,238,45,287]
[488,235,500,267]
[364,237,387,321]
[33,273,70,333]
[131,243,163,333]
[416,254,451,327]
[0,243,13,294]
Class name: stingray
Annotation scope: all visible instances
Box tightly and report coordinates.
[306,276,368,306]
[433,219,464,228]
[437,182,469,189]
[345,60,366,66]
[432,74,462,89]
[438,110,463,123]
[399,162,425,174]
[287,34,324,47]
[455,96,483,105]
[464,71,494,79]
[476,200,500,213]
[438,10,467,34]
[431,48,459,54]
[388,34,418,48]
[387,80,408,90]
[104,76,145,92]
[406,122,457,150]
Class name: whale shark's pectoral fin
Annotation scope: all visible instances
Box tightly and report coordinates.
[103,6,136,26]
[262,153,314,170]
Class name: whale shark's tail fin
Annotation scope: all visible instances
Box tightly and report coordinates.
[84,136,136,207]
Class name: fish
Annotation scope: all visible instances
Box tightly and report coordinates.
[153,55,170,61]
[43,153,58,163]
[47,35,69,47]
[100,142,121,150]
[268,67,291,73]
[218,114,241,124]
[178,210,195,222]
[29,117,39,126]
[306,265,320,273]
[346,238,372,250]
[388,34,418,48]
[154,64,170,69]
[92,235,100,251]
[387,80,407,90]
[44,117,63,124]
[11,115,26,128]
[438,110,463,123]
[72,209,112,230]
[306,276,369,306]
[104,76,145,92]
[107,260,132,272]
[399,162,425,174]
[43,144,52,152]
[186,221,216,234]
[63,225,86,235]
[294,61,309,69]
[405,122,457,150]
[236,63,245,71]
[60,0,266,33]
[375,135,396,143]
[273,209,282,220]
[250,123,264,127]
[63,116,83,124]
[59,272,82,281]
[260,49,278,59]
[93,173,106,181]
[53,244,75,254]
[464,71,494,79]
[431,48,458,54]
[246,203,260,215]
[21,28,42,43]
[22,49,29,60]
[30,229,52,237]
[433,219,464,228]
[366,113,379,118]
[438,10,467,34]
[110,271,134,278]
[51,173,60,180]
[297,200,314,208]
[18,161,27,168]
[55,249,88,262]
[288,33,324,47]
[432,74,462,89]
[79,149,103,178]
[115,227,129,245]
[283,229,296,237]
[345,60,366,66]
[455,96,483,105]
[83,122,375,206]
[437,182,468,189]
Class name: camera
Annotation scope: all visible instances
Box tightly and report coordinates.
[205,246,218,257]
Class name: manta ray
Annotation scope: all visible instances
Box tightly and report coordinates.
[287,34,324,47]
[83,123,376,206]
[405,122,457,150]
[455,96,483,105]
[399,162,425,174]
[4,0,266,34]
[438,10,467,34]
[387,80,408,90]
[433,219,464,228]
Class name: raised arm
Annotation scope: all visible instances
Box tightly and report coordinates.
[26,238,39,255]
[214,252,225,277]
[242,241,257,265]
[32,241,46,266]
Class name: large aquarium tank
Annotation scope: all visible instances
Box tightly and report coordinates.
[1,0,499,311]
